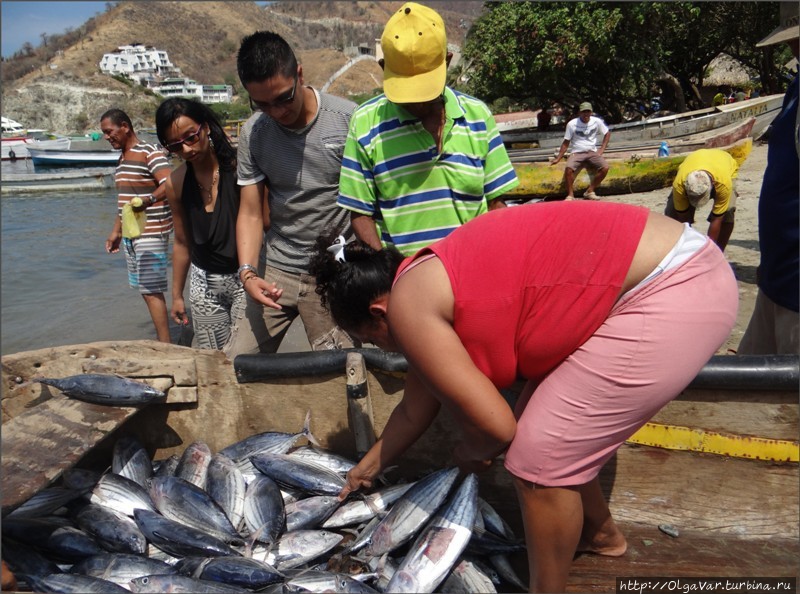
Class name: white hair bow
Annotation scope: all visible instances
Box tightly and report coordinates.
[327,235,347,262]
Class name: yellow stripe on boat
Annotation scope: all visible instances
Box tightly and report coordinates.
[627,421,799,463]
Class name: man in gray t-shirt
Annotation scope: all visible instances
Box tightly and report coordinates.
[225,31,356,357]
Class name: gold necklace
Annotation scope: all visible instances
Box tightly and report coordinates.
[197,167,219,202]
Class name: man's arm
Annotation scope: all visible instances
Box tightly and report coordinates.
[350,212,382,250]
[598,130,611,155]
[551,139,571,165]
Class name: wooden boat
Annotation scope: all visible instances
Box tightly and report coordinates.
[507,137,752,201]
[0,167,116,194]
[501,93,784,148]
[2,340,797,591]
[507,116,756,163]
[27,139,121,167]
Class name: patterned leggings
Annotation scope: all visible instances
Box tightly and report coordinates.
[189,263,246,351]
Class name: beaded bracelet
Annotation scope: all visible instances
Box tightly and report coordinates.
[242,273,258,286]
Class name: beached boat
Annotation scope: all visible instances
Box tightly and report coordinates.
[501,93,784,148]
[1,340,797,591]
[507,137,752,201]
[27,139,121,167]
[507,116,756,164]
[1,167,116,194]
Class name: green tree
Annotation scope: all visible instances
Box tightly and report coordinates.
[462,2,786,121]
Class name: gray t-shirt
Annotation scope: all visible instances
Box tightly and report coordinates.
[238,88,356,273]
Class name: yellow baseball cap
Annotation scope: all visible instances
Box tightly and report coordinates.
[381,2,447,103]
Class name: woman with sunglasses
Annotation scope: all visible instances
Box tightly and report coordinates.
[155,98,267,352]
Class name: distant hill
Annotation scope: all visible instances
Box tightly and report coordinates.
[1,1,485,134]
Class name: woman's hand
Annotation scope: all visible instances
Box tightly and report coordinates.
[452,441,494,474]
[338,463,377,501]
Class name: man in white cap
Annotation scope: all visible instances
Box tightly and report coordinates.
[664,147,739,252]
[337,2,519,256]
[739,1,799,355]
[551,101,611,200]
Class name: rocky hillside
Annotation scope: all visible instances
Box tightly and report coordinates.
[1,1,484,134]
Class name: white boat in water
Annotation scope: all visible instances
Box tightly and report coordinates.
[501,93,786,147]
[26,139,121,167]
[1,167,116,194]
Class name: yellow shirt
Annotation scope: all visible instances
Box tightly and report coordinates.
[672,149,738,215]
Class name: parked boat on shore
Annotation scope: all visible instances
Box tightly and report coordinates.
[1,341,797,592]
[507,137,752,200]
[27,139,121,167]
[500,93,784,148]
[1,167,116,194]
[507,116,756,164]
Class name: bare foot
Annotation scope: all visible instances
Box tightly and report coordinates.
[576,530,628,557]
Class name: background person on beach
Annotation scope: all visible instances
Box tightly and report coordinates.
[551,101,611,200]
[228,31,357,355]
[156,98,260,354]
[101,108,172,343]
[337,2,518,257]
[664,147,739,252]
[312,201,738,593]
[738,1,799,355]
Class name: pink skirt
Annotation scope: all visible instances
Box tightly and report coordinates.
[504,239,738,486]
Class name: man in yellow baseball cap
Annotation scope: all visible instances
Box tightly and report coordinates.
[337,2,519,256]
[380,2,448,103]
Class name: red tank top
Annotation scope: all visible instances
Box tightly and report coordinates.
[395,202,649,387]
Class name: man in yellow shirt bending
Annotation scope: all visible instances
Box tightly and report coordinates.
[665,148,739,252]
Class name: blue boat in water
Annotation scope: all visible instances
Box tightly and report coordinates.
[27,139,121,167]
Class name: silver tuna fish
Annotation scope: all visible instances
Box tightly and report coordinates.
[35,374,165,405]
[386,473,479,593]
[364,466,459,557]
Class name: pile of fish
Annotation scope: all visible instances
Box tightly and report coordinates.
[1,412,527,593]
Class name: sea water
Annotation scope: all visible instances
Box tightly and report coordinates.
[0,160,189,355]
[1,161,311,355]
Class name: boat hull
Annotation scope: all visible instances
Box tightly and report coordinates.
[1,137,70,160]
[1,167,116,194]
[27,149,121,167]
[508,138,752,200]
[502,94,784,148]
[2,341,797,590]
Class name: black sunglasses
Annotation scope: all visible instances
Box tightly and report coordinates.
[249,76,299,112]
[164,122,204,153]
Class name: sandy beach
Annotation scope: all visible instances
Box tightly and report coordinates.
[600,139,768,354]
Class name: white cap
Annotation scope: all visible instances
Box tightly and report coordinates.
[685,170,713,208]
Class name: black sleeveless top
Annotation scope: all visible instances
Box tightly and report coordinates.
[182,164,240,274]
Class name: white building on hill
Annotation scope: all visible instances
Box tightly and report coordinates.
[152,77,233,104]
[100,45,233,104]
[99,44,177,84]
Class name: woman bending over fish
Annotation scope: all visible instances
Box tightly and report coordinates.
[310,201,738,592]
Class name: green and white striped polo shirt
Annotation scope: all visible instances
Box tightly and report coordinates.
[337,86,519,256]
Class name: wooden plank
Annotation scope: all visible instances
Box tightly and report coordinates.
[567,525,799,593]
[649,399,798,441]
[82,357,197,386]
[602,446,799,539]
[1,397,142,515]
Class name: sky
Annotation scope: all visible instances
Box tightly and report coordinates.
[1,1,272,58]
[1,1,110,58]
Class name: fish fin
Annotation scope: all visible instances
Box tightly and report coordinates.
[302,410,321,447]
